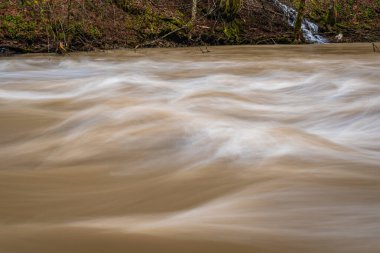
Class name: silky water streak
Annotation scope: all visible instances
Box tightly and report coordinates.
[0,44,379,253]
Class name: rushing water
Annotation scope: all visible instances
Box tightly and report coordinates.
[273,0,328,43]
[0,44,379,253]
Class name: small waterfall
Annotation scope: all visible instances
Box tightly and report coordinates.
[273,0,328,43]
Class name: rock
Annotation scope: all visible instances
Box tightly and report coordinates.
[335,33,343,41]
[0,47,15,57]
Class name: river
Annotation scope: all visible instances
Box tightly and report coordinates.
[0,43,379,253]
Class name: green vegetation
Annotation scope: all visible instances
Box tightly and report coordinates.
[0,14,36,40]
[219,0,241,21]
[0,0,379,54]
[295,0,380,31]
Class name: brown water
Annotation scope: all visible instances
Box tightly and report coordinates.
[0,43,379,253]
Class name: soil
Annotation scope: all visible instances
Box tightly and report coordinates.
[0,0,379,55]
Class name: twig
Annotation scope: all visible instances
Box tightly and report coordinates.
[372,43,379,53]
[256,38,277,44]
[134,25,189,50]
[135,0,211,51]
[199,46,211,53]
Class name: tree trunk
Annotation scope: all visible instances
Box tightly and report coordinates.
[219,0,242,21]
[191,0,197,23]
[327,0,337,27]
[294,0,306,43]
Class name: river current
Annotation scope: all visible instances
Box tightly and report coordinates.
[0,44,379,253]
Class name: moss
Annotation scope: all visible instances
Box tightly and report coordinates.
[113,0,142,14]
[220,0,241,21]
[0,0,379,53]
[0,2,9,9]
[0,14,36,40]
[124,5,187,43]
[335,23,349,29]
[223,19,241,43]
[88,26,101,38]
[66,22,102,40]
[159,15,185,28]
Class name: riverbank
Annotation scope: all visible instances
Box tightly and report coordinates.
[1,0,379,55]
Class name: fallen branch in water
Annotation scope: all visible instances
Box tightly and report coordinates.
[199,46,211,54]
[372,43,379,53]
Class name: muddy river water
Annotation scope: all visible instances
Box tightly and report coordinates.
[0,43,379,252]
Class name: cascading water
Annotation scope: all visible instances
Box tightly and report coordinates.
[273,0,328,43]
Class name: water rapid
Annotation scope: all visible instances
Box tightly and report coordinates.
[0,44,379,253]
